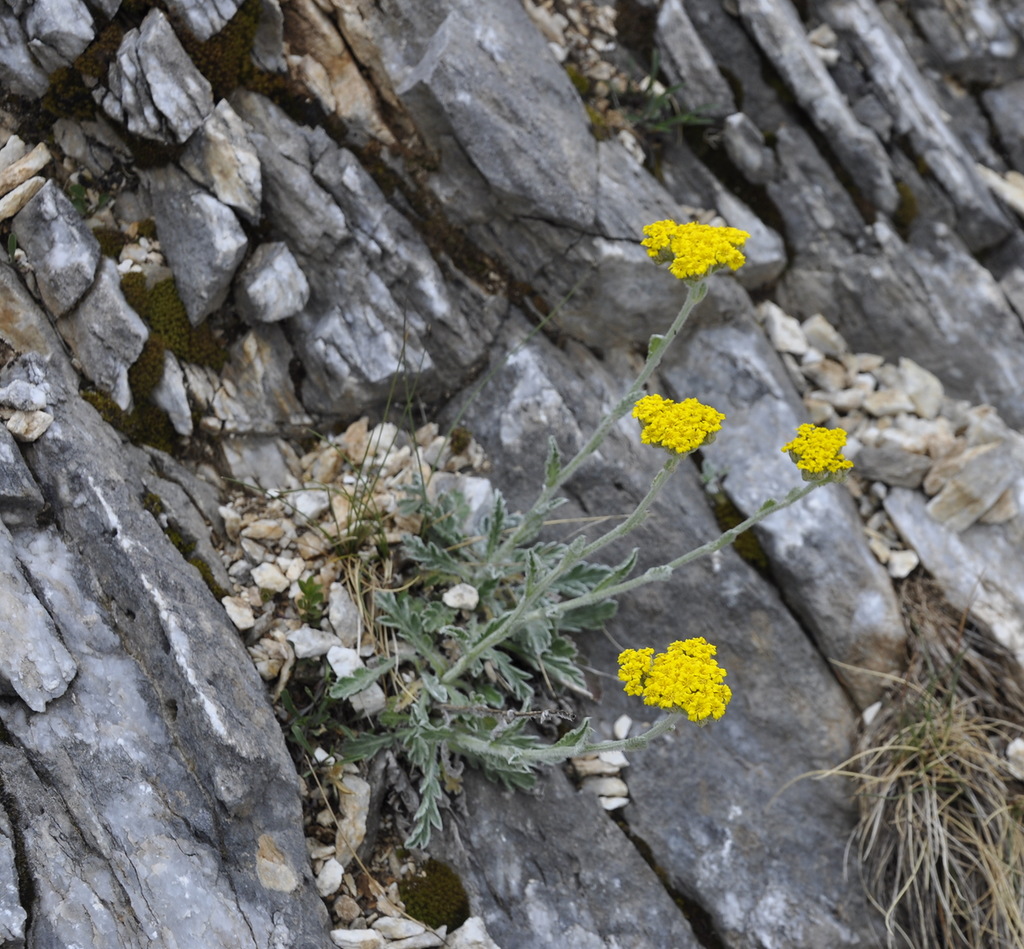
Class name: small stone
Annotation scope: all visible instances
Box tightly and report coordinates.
[898,357,943,419]
[599,796,630,811]
[886,549,919,579]
[801,313,847,357]
[317,857,345,898]
[442,583,479,611]
[334,775,371,867]
[6,410,53,442]
[234,241,310,323]
[447,918,501,949]
[978,486,1018,524]
[801,358,848,393]
[287,625,342,659]
[1007,738,1024,781]
[925,441,1017,531]
[761,302,808,355]
[851,444,932,489]
[330,930,385,949]
[372,918,426,939]
[333,894,362,924]
[862,701,882,726]
[291,487,332,521]
[571,755,620,777]
[581,776,629,797]
[251,562,290,592]
[221,595,255,630]
[598,750,629,768]
[0,176,46,222]
[612,714,632,740]
[218,505,242,542]
[297,531,330,558]
[329,585,363,647]
[241,518,286,540]
[863,389,916,417]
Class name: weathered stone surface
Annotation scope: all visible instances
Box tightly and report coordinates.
[0,142,51,198]
[0,801,25,946]
[853,443,933,489]
[12,180,100,317]
[664,286,906,707]
[180,99,262,224]
[886,486,1024,665]
[102,9,214,145]
[164,0,245,43]
[0,426,44,527]
[656,0,737,119]
[394,2,596,228]
[0,518,76,712]
[737,0,898,215]
[234,242,310,323]
[145,163,248,323]
[822,0,1013,250]
[22,0,94,73]
[60,257,149,411]
[0,10,50,98]
[984,78,1024,174]
[0,354,330,945]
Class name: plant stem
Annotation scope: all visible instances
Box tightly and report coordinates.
[452,711,684,767]
[533,480,821,624]
[496,279,708,558]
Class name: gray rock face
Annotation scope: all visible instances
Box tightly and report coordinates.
[145,163,248,323]
[395,3,597,229]
[0,518,76,712]
[180,99,263,224]
[60,257,149,411]
[12,180,100,317]
[164,0,245,43]
[0,347,330,947]
[0,10,51,98]
[234,242,310,323]
[0,424,44,527]
[102,9,214,145]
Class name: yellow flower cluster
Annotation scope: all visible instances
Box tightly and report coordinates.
[618,638,732,723]
[781,423,854,481]
[633,394,725,455]
[641,220,750,281]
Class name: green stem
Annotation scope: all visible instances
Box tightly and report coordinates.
[451,711,684,767]
[442,456,682,685]
[533,480,821,625]
[496,279,707,558]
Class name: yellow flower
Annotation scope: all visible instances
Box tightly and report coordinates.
[641,220,750,281]
[618,638,732,723]
[781,423,854,481]
[633,394,725,455]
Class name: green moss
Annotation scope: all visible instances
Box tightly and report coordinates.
[142,491,165,517]
[893,180,919,238]
[128,335,167,401]
[81,388,178,454]
[448,426,472,456]
[179,0,263,99]
[564,63,590,96]
[122,274,227,369]
[75,21,124,79]
[400,860,470,931]
[135,218,158,240]
[92,225,127,259]
[189,555,228,600]
[41,66,95,122]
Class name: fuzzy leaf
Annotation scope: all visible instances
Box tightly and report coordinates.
[543,436,562,488]
[328,657,397,700]
[592,548,639,593]
[400,534,463,577]
[556,598,618,632]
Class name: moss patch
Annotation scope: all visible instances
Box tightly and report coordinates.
[399,860,470,931]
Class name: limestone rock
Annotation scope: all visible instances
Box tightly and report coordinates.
[145,163,248,324]
[12,180,100,317]
[60,257,149,411]
[164,0,245,44]
[102,9,214,145]
[21,0,95,73]
[0,10,51,98]
[180,99,262,224]
[234,242,310,323]
[656,0,737,119]
[0,426,44,527]
[853,444,933,489]
[0,519,77,712]
[925,440,1019,532]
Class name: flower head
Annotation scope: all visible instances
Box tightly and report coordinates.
[641,220,750,281]
[782,425,856,483]
[618,638,732,723]
[633,394,725,455]
[781,423,854,482]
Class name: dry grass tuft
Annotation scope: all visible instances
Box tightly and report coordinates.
[833,578,1024,948]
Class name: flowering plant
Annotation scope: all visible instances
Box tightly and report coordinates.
[328,219,852,847]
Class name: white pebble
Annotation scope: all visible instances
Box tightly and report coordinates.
[287,626,342,659]
[251,562,290,592]
[317,858,344,898]
[372,918,426,939]
[221,595,255,630]
[599,796,630,811]
[330,930,385,949]
[612,715,632,740]
[442,583,480,611]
